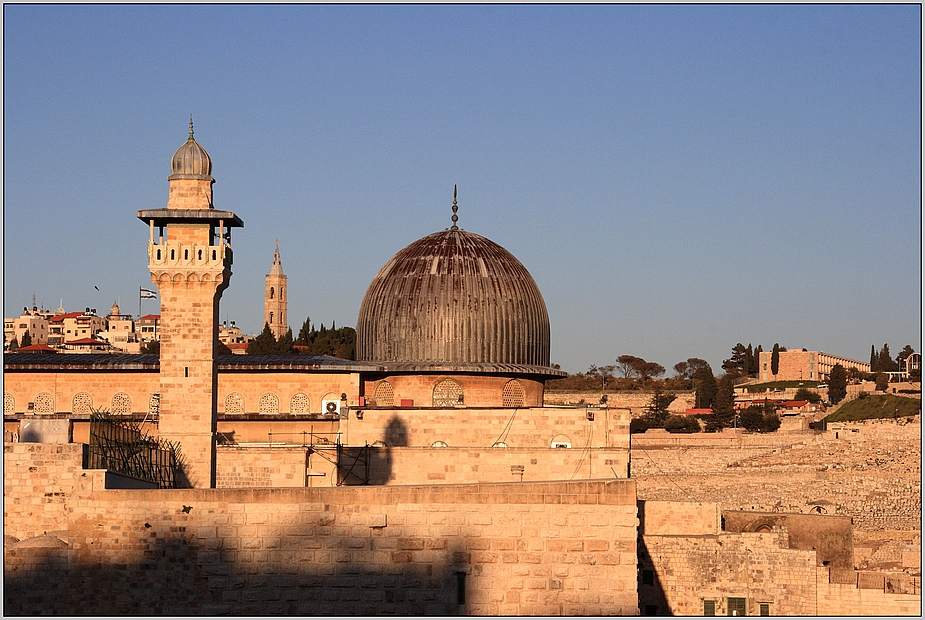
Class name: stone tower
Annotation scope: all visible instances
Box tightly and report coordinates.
[137,121,244,488]
[264,240,287,339]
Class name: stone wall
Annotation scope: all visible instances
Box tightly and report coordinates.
[544,391,695,413]
[4,442,639,616]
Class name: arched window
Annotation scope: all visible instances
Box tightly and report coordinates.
[34,392,55,415]
[111,392,132,415]
[290,393,311,415]
[72,392,93,415]
[433,379,464,407]
[270,287,275,300]
[374,381,395,407]
[4,393,14,416]
[502,379,525,407]
[224,392,244,414]
[259,393,279,414]
[269,312,274,324]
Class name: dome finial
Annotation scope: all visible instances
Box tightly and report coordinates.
[451,185,459,230]
[189,116,194,139]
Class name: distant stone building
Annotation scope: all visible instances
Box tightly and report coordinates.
[759,349,870,382]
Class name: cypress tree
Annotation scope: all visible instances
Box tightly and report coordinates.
[20,331,32,348]
[870,345,878,372]
[771,343,780,376]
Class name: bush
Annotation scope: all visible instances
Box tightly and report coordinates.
[664,415,701,433]
[793,387,822,404]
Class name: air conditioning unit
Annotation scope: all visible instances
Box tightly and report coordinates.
[322,400,341,416]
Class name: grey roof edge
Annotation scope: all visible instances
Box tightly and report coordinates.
[137,208,244,227]
[360,361,567,378]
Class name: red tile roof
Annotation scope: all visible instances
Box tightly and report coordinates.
[49,312,84,323]
[16,343,57,353]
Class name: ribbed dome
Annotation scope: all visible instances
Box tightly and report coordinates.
[357,228,551,367]
[169,121,213,180]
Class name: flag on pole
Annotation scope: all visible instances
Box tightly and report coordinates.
[140,288,157,299]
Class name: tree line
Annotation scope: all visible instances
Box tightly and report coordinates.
[246,318,357,359]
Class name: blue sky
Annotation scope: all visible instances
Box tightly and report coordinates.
[3,4,921,374]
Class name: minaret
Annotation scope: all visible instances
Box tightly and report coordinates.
[264,240,288,339]
[137,120,244,488]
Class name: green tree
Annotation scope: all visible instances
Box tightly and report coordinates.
[793,387,822,404]
[879,344,896,372]
[827,364,848,404]
[140,340,160,355]
[870,345,878,372]
[8,336,18,352]
[644,387,677,428]
[19,331,32,348]
[216,340,232,356]
[664,415,700,433]
[771,343,780,376]
[708,375,736,431]
[277,328,294,354]
[896,344,916,369]
[586,364,615,393]
[750,345,762,375]
[693,363,717,409]
[247,324,278,354]
[615,355,644,378]
[739,405,765,432]
[295,317,312,346]
[874,373,889,391]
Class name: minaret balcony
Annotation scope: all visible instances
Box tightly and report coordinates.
[148,240,232,271]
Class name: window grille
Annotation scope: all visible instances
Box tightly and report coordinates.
[4,393,14,416]
[111,392,132,415]
[374,381,395,407]
[704,600,716,616]
[34,392,54,415]
[73,392,93,415]
[433,379,463,407]
[259,393,279,414]
[290,393,310,415]
[225,392,244,414]
[502,379,525,407]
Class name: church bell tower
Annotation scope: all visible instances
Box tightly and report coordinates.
[137,120,244,488]
[264,240,288,339]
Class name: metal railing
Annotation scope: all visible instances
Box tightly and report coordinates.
[87,410,179,489]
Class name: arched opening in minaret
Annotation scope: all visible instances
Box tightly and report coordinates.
[270,287,275,300]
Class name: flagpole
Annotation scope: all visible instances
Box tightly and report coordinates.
[139,287,142,319]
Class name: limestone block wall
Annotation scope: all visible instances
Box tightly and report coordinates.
[816,567,921,615]
[219,371,360,415]
[2,443,113,540]
[214,444,630,489]
[638,527,818,616]
[363,374,545,408]
[216,446,311,488]
[339,406,630,451]
[544,391,695,413]
[4,474,639,616]
[3,369,159,415]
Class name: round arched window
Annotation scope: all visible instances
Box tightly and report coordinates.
[432,379,463,407]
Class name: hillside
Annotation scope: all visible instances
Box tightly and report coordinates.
[825,393,921,422]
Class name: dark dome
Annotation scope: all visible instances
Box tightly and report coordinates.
[169,121,213,180]
[357,228,551,368]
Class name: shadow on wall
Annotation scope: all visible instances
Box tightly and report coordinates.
[636,501,670,616]
[4,528,462,616]
[339,415,407,485]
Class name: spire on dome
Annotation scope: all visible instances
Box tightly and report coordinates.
[451,185,459,231]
